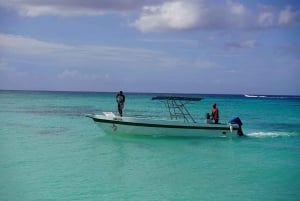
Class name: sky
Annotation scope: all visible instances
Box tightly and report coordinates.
[0,0,300,95]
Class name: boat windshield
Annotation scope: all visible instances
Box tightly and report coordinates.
[152,96,202,123]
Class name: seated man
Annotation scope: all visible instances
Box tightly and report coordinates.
[205,113,213,124]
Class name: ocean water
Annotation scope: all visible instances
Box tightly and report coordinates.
[0,90,300,201]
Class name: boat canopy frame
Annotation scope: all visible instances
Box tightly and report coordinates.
[152,96,202,123]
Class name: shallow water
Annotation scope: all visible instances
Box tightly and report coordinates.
[1,91,299,201]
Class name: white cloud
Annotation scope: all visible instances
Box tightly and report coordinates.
[0,60,28,78]
[229,1,246,15]
[1,0,299,31]
[0,34,169,69]
[258,12,275,27]
[0,33,221,75]
[57,69,79,79]
[278,6,300,25]
[132,1,200,32]
[0,34,72,56]
[57,69,110,81]
[227,40,257,49]
[0,0,163,16]
[132,0,300,32]
[131,0,251,32]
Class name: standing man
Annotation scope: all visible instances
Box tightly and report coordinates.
[211,103,219,124]
[116,91,125,117]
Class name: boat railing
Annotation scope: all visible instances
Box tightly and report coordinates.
[152,96,202,123]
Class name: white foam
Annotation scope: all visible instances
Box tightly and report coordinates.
[246,131,295,138]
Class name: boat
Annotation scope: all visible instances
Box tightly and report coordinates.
[86,96,244,137]
[244,94,266,98]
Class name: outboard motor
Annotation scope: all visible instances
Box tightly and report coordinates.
[228,117,244,136]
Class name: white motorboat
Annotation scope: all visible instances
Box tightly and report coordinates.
[245,94,266,98]
[86,96,244,137]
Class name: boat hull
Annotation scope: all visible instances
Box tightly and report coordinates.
[88,114,241,138]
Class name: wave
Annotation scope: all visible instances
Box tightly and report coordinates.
[246,131,298,138]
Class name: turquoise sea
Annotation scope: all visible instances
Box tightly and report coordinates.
[1,90,300,201]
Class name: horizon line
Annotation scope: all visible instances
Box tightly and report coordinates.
[1,89,299,97]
